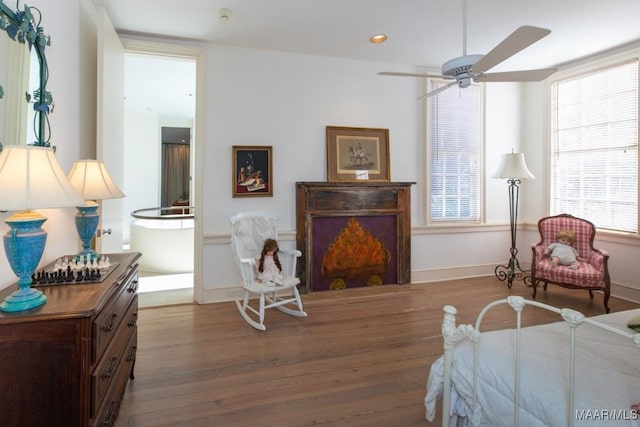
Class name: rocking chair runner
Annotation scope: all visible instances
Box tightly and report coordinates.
[530,213,611,313]
[230,211,307,330]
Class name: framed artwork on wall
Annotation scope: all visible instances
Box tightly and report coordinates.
[232,145,273,197]
[326,126,390,182]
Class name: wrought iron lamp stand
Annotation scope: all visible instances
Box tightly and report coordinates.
[494,177,531,288]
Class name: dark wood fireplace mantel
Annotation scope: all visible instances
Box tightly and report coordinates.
[296,182,413,293]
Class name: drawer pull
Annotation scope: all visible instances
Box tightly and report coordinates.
[127,345,137,363]
[127,279,138,293]
[127,312,137,328]
[102,399,118,427]
[102,313,118,332]
[101,356,119,381]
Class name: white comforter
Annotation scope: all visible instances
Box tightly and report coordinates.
[425,309,640,426]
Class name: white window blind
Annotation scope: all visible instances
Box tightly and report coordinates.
[430,81,482,222]
[550,59,638,233]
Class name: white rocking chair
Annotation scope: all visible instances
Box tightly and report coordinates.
[230,211,307,330]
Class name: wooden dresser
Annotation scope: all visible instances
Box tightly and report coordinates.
[0,252,141,427]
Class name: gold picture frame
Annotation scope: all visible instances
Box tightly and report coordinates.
[232,145,273,197]
[326,126,390,182]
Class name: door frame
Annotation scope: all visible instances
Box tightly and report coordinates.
[121,38,204,303]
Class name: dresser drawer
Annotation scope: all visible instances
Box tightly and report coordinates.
[93,266,139,363]
[92,295,138,417]
[92,329,137,427]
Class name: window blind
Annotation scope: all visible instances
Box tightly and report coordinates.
[430,81,482,222]
[550,59,638,233]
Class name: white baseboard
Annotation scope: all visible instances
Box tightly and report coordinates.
[611,283,640,304]
[197,286,295,304]
[198,287,243,304]
[411,264,499,283]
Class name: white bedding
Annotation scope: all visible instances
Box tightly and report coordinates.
[425,308,640,426]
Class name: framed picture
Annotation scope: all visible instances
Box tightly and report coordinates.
[326,126,390,182]
[232,145,273,197]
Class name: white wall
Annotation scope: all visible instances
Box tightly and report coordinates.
[200,45,422,232]
[197,45,421,300]
[0,0,96,290]
[196,44,524,302]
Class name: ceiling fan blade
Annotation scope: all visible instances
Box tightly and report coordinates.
[418,80,458,99]
[474,68,558,82]
[378,71,448,79]
[471,26,551,74]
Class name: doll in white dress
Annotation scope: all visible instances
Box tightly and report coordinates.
[256,238,284,284]
[544,230,582,269]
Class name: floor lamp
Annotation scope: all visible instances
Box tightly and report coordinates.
[492,152,535,288]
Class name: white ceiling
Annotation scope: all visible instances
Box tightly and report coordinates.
[123,53,196,119]
[100,0,640,117]
[99,0,640,70]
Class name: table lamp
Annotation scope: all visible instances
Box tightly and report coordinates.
[492,151,535,288]
[0,145,85,312]
[67,159,125,262]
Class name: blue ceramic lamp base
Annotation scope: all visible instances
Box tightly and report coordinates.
[1,211,48,312]
[74,202,100,262]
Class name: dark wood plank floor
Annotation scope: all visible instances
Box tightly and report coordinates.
[115,277,639,427]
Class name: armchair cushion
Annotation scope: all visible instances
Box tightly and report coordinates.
[532,257,604,288]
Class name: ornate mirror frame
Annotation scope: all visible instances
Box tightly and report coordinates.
[0,0,52,147]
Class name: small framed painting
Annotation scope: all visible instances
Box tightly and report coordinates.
[326,126,390,182]
[232,145,273,197]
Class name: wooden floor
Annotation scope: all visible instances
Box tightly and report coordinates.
[115,277,639,427]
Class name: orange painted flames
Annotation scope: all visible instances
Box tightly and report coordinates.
[321,217,390,279]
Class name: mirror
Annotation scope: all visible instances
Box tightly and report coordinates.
[0,0,51,147]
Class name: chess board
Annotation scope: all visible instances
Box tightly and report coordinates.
[31,263,119,287]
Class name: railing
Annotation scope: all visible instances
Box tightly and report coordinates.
[130,206,194,220]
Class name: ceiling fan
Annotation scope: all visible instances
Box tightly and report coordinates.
[379,0,558,98]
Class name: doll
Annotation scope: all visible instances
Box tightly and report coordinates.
[256,238,284,283]
[544,230,582,269]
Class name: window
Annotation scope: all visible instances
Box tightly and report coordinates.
[428,81,482,222]
[550,59,638,233]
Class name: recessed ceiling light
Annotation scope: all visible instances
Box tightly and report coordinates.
[218,8,232,21]
[370,34,387,44]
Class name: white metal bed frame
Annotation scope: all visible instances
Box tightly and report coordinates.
[438,296,640,427]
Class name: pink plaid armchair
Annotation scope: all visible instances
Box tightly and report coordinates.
[530,214,611,313]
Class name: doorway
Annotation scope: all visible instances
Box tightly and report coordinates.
[161,126,191,209]
[122,48,197,306]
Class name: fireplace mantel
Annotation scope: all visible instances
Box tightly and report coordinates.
[296,182,413,293]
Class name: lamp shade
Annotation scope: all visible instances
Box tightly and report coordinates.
[0,145,85,210]
[492,152,535,180]
[67,159,125,200]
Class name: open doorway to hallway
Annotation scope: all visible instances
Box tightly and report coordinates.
[122,49,197,307]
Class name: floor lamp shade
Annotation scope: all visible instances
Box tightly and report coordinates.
[67,160,125,260]
[0,145,85,312]
[492,152,535,180]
